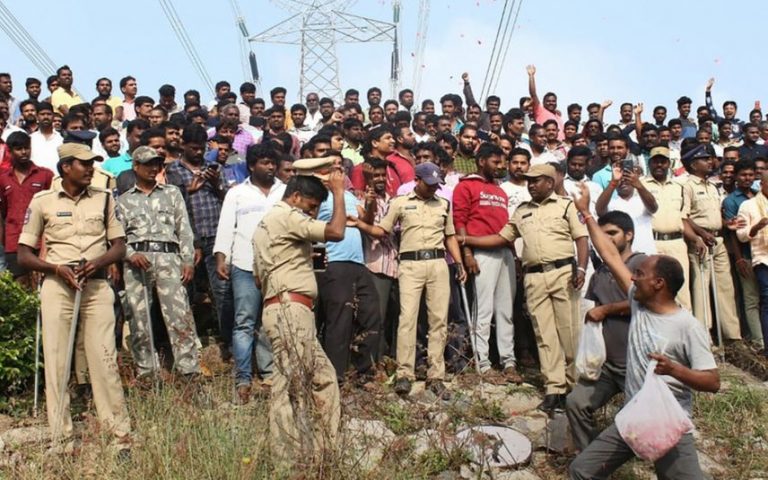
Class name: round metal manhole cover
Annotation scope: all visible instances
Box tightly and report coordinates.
[456,425,532,468]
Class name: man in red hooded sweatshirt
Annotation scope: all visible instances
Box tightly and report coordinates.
[453,142,522,383]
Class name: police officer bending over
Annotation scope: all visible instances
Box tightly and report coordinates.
[252,163,347,461]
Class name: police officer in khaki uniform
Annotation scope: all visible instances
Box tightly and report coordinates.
[51,129,119,393]
[251,159,346,461]
[465,163,588,413]
[17,143,131,446]
[52,129,117,192]
[682,142,741,340]
[354,162,466,399]
[641,146,693,310]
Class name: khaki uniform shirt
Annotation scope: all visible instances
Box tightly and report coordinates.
[18,185,124,264]
[641,177,689,234]
[117,183,195,265]
[683,176,723,231]
[378,191,455,253]
[52,167,116,192]
[498,192,587,267]
[252,201,326,300]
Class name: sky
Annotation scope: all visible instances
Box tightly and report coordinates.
[2,0,766,124]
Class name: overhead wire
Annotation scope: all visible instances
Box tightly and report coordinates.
[411,0,430,102]
[490,0,524,94]
[158,0,215,95]
[484,0,516,100]
[0,3,57,76]
[479,0,509,103]
[229,0,250,82]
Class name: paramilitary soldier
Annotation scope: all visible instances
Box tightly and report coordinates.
[116,146,200,380]
[17,143,131,449]
[251,161,347,460]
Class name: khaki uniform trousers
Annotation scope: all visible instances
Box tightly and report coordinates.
[41,276,130,439]
[655,238,692,310]
[262,301,340,459]
[688,237,741,340]
[396,258,449,381]
[523,264,580,395]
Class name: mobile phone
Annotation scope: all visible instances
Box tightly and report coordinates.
[312,243,327,271]
[622,159,634,171]
[207,162,220,171]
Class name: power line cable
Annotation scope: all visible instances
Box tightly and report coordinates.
[479,0,509,102]
[490,0,524,94]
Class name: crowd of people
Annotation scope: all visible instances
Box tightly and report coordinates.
[0,63,762,475]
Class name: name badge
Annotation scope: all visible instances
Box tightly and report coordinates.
[404,205,417,210]
[522,213,533,219]
[56,211,73,217]
[32,182,42,188]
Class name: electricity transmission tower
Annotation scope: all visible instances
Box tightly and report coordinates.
[249,0,399,103]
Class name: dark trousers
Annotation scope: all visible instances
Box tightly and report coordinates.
[565,362,625,451]
[317,262,381,381]
[569,426,703,479]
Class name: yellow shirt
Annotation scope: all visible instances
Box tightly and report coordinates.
[498,192,587,266]
[252,201,327,299]
[378,191,455,253]
[642,176,689,234]
[18,186,124,264]
[50,87,84,112]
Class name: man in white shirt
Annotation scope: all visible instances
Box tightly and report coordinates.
[563,146,602,217]
[529,124,559,166]
[29,102,62,172]
[214,144,285,404]
[305,92,323,130]
[596,165,658,256]
[736,170,768,349]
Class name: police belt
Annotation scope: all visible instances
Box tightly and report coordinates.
[702,228,722,238]
[130,241,180,253]
[399,249,445,261]
[653,231,683,241]
[263,292,314,310]
[525,257,574,274]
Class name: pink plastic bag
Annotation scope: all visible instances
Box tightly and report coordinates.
[615,360,694,461]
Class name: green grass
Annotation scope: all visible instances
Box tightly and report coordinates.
[694,384,768,478]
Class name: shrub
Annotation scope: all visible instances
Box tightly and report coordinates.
[0,273,39,409]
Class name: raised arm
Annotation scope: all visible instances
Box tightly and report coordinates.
[526,65,539,106]
[324,171,348,242]
[572,182,633,292]
[627,170,658,214]
[705,77,718,119]
[634,103,644,137]
[595,167,620,216]
[597,100,612,124]
[462,72,478,107]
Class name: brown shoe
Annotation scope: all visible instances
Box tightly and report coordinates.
[480,369,506,385]
[502,365,523,384]
[236,384,251,405]
[253,377,272,399]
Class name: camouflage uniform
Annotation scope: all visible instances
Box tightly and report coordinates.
[117,182,200,376]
